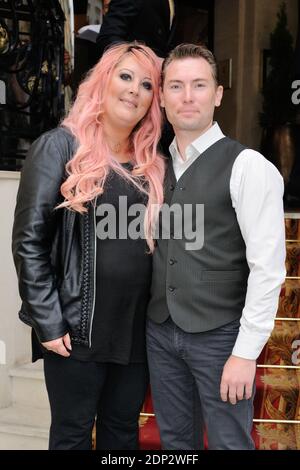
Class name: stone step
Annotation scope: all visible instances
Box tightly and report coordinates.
[0,404,49,450]
[9,361,49,409]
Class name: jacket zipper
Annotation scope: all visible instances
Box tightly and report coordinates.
[89,196,98,347]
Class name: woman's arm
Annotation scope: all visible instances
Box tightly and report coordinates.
[12,129,71,343]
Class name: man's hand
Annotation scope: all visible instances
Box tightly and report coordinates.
[41,333,72,357]
[220,355,256,405]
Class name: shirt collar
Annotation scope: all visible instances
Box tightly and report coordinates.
[169,122,225,162]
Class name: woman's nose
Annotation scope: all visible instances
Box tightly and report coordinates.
[129,80,139,95]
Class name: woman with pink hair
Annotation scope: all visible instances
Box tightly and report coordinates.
[12,42,165,450]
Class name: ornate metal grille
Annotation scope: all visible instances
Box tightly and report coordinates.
[0,0,65,170]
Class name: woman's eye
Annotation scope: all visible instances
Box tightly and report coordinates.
[142,81,152,90]
[120,73,132,81]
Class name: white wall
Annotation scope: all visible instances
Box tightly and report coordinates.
[0,172,31,408]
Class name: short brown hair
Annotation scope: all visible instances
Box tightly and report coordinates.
[161,43,219,86]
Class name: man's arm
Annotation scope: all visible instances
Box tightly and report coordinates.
[220,149,286,404]
[96,0,143,57]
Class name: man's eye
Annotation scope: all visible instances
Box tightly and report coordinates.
[120,73,132,81]
[142,81,152,90]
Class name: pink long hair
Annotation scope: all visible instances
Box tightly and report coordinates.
[59,42,165,252]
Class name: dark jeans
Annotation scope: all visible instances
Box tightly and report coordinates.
[43,354,148,450]
[146,317,255,450]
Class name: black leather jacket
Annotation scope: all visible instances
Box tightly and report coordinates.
[12,127,97,347]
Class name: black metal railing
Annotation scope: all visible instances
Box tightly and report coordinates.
[0,0,65,170]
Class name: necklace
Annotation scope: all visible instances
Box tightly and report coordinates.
[107,138,133,162]
[109,141,122,154]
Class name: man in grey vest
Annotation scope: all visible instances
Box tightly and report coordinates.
[146,43,286,450]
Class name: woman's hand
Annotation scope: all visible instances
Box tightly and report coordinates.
[42,333,72,357]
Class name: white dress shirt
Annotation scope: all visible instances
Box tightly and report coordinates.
[169,122,286,360]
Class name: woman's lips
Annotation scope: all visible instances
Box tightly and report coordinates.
[120,98,138,108]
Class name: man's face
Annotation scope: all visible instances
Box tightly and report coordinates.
[161,57,223,136]
[103,0,111,15]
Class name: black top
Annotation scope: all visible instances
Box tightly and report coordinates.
[71,163,152,364]
[96,0,178,58]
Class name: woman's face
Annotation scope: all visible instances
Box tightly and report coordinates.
[103,54,154,131]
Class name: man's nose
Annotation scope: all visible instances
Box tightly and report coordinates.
[183,86,193,102]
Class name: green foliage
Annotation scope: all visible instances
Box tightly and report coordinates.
[260,2,296,127]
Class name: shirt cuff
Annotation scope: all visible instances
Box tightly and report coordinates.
[232,330,270,360]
